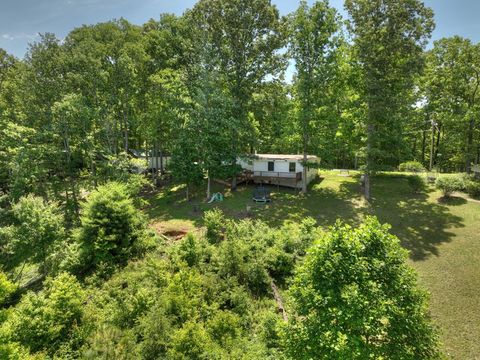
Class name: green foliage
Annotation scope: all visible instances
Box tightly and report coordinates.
[345,0,434,196]
[0,342,39,360]
[0,195,64,273]
[408,174,426,193]
[290,0,341,192]
[203,208,227,244]
[424,37,480,172]
[169,129,204,199]
[0,272,16,306]
[435,176,465,197]
[66,216,319,358]
[187,0,286,190]
[174,233,211,268]
[399,161,426,173]
[465,179,480,198]
[77,182,151,271]
[82,325,139,360]
[265,217,317,281]
[167,321,213,359]
[4,273,84,355]
[1,2,477,357]
[284,217,440,359]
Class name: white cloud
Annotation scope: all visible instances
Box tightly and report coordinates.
[0,33,39,41]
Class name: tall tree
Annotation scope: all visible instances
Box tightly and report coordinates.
[345,0,434,199]
[425,37,480,173]
[290,0,341,193]
[188,0,286,190]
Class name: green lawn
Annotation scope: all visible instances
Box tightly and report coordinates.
[144,171,480,359]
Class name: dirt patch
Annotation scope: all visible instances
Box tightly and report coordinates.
[163,230,188,240]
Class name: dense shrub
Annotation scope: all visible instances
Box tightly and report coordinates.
[4,273,84,355]
[399,161,425,173]
[82,325,139,360]
[0,272,16,305]
[465,180,480,198]
[7,195,64,273]
[204,208,227,244]
[265,218,318,281]
[167,321,213,359]
[407,174,425,193]
[283,217,440,359]
[77,182,152,271]
[435,176,465,197]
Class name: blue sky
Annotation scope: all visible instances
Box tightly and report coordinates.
[1,0,480,59]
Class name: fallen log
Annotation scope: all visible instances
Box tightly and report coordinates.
[270,278,288,321]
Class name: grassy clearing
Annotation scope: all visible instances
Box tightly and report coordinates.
[144,170,480,359]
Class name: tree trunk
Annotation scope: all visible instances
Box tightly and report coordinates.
[207,173,211,200]
[160,148,164,175]
[71,181,79,219]
[421,129,426,164]
[364,172,370,200]
[91,159,97,188]
[302,152,307,194]
[364,122,373,200]
[153,140,159,185]
[302,133,308,194]
[123,122,129,153]
[476,144,480,166]
[466,118,475,173]
[433,124,442,168]
[123,102,129,153]
[429,121,435,171]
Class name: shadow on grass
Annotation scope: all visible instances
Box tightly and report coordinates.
[143,176,362,228]
[144,173,465,262]
[437,196,468,206]
[370,175,464,261]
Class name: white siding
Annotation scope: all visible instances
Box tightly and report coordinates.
[239,155,320,189]
[254,160,269,172]
[253,160,297,173]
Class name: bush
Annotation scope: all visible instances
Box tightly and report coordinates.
[82,325,139,360]
[465,180,480,198]
[77,182,150,271]
[398,161,425,173]
[0,272,16,306]
[204,208,227,244]
[167,321,213,359]
[283,217,440,359]
[407,175,425,193]
[6,273,84,355]
[435,176,465,197]
[10,195,64,273]
[265,218,318,281]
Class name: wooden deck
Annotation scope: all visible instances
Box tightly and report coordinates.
[253,171,302,188]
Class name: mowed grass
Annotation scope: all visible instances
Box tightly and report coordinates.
[144,171,480,359]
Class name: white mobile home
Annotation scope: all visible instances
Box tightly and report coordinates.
[239,154,319,189]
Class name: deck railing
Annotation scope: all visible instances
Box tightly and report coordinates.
[253,171,302,181]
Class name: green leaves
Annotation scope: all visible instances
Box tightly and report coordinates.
[424,37,480,171]
[3,272,84,355]
[0,195,65,274]
[284,217,440,359]
[345,0,434,191]
[290,1,342,191]
[77,182,149,272]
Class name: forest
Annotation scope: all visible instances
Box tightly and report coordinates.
[0,0,479,358]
